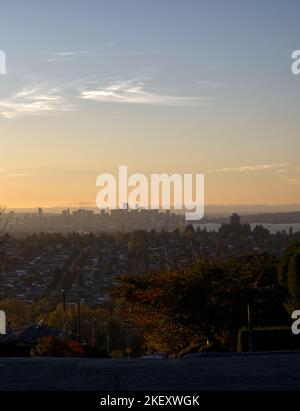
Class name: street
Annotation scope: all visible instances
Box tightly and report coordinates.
[0,352,299,391]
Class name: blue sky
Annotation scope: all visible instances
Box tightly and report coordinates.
[1,0,300,207]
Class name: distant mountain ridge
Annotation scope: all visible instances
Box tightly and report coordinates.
[208,211,300,224]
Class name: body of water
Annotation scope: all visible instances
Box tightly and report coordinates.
[196,223,300,234]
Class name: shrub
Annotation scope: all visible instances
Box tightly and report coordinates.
[237,326,300,352]
[31,336,86,357]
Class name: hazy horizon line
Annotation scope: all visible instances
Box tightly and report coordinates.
[4,203,300,214]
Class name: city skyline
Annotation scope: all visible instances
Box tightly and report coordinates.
[1,0,300,208]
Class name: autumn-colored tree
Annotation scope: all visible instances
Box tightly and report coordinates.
[32,336,86,357]
[278,241,300,312]
[114,254,287,355]
[114,261,230,354]
[0,298,34,328]
[44,302,106,342]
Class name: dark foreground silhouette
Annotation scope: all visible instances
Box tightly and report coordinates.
[0,352,299,391]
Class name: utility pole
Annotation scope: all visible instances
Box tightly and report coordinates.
[91,318,96,347]
[106,330,110,357]
[77,297,81,342]
[61,289,66,338]
[126,326,130,359]
[124,320,130,359]
[247,302,254,352]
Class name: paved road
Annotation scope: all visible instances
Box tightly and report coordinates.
[0,352,300,391]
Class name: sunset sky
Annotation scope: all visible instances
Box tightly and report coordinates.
[1,0,300,209]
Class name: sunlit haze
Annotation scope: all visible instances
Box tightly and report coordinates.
[1,0,300,209]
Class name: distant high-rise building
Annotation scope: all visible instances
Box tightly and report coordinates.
[230,213,241,225]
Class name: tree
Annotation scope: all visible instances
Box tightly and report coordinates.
[253,224,270,240]
[0,206,9,253]
[128,231,148,258]
[278,241,300,312]
[114,254,287,355]
[0,298,34,328]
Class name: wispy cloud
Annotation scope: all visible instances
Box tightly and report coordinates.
[206,167,232,174]
[275,169,289,174]
[64,201,94,207]
[44,51,88,62]
[0,86,75,118]
[44,50,156,62]
[0,170,32,178]
[99,50,157,57]
[50,51,87,57]
[0,75,208,118]
[9,172,32,178]
[237,164,287,172]
[207,164,287,174]
[197,80,243,88]
[282,177,300,185]
[80,78,206,106]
